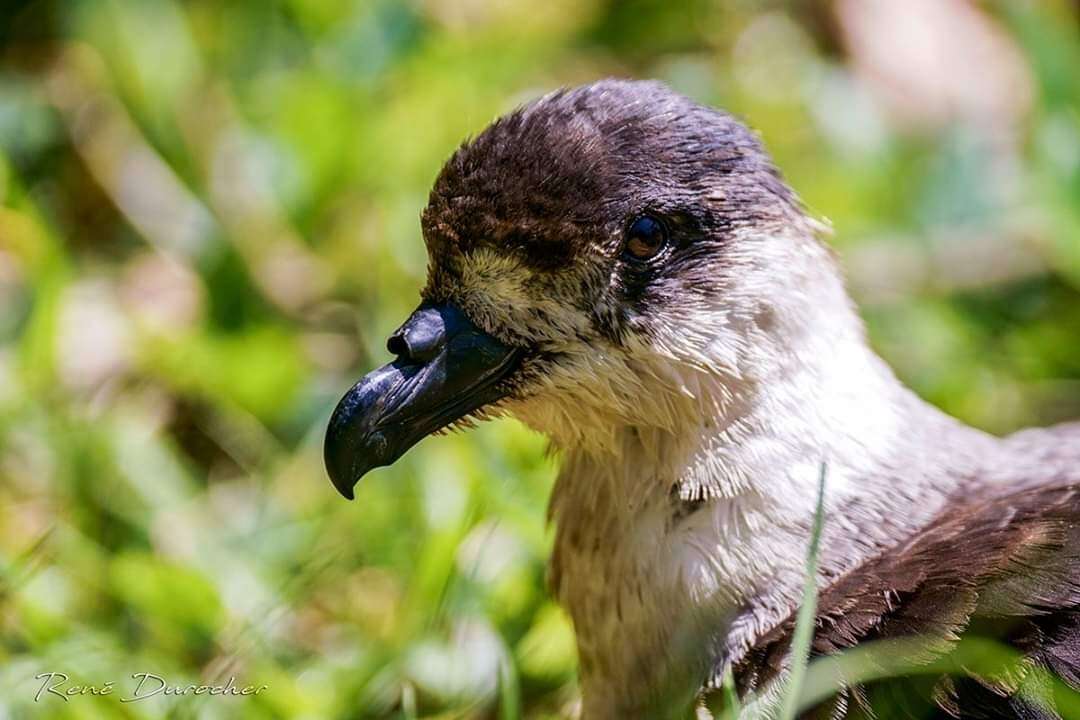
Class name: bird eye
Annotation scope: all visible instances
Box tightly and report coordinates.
[623,214,668,260]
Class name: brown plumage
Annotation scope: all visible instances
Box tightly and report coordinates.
[727,475,1080,718]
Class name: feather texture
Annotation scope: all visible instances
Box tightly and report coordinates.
[401,79,1080,718]
[725,480,1080,718]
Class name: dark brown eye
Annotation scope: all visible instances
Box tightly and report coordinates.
[624,214,668,260]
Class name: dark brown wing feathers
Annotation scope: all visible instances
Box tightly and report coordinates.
[730,484,1080,718]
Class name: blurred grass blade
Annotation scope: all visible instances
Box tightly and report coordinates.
[778,463,827,720]
[401,682,417,720]
[722,664,742,719]
[498,649,522,720]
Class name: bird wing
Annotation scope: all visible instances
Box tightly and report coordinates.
[726,482,1080,719]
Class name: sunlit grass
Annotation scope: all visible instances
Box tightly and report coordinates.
[777,463,827,720]
[2,1,1080,718]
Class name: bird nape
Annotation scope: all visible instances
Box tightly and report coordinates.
[324,79,1080,719]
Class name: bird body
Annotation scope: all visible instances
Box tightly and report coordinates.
[325,79,1080,718]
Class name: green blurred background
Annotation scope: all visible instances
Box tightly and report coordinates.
[2,0,1080,718]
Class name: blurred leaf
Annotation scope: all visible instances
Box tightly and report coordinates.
[109,551,224,656]
[515,604,576,683]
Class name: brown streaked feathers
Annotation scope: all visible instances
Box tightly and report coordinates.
[726,480,1080,718]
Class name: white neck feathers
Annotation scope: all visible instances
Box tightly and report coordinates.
[527,231,997,716]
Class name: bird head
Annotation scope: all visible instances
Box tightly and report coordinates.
[325,79,837,499]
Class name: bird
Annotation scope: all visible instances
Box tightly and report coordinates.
[323,79,1080,719]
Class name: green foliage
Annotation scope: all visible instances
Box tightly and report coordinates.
[777,465,827,720]
[1,1,1079,718]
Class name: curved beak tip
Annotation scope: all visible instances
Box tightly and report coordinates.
[324,445,358,500]
[322,302,521,502]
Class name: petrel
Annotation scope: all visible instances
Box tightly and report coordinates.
[324,80,1080,719]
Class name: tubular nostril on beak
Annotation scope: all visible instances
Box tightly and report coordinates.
[386,332,409,358]
[387,306,447,363]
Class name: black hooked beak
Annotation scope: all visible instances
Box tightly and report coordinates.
[324,302,521,499]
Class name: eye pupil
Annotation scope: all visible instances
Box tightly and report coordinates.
[624,215,667,260]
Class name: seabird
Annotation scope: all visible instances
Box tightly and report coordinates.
[324,79,1080,718]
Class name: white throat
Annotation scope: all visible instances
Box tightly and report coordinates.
[522,234,998,717]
